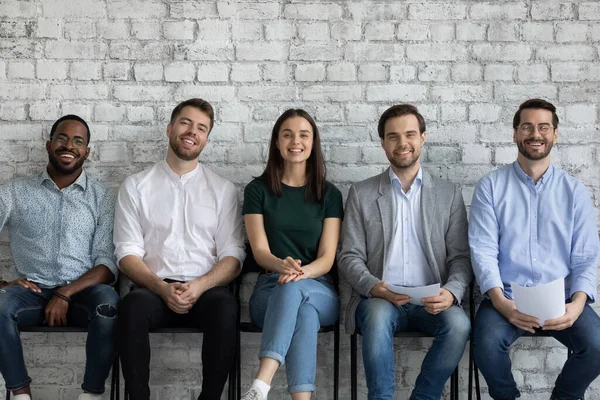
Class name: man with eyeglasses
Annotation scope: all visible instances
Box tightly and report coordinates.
[0,115,119,400]
[469,99,600,400]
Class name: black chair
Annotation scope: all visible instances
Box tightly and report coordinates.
[235,244,340,399]
[121,286,238,400]
[5,326,120,400]
[471,329,580,400]
[350,328,459,400]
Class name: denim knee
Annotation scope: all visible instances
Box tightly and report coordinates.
[440,308,470,344]
[357,298,397,334]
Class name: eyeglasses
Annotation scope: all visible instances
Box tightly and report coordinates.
[52,134,87,148]
[517,123,555,135]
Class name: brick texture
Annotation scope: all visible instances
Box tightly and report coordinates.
[0,1,599,399]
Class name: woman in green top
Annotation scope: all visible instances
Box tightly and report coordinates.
[241,109,343,400]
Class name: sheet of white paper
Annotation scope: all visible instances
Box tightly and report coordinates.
[511,278,565,325]
[386,283,441,305]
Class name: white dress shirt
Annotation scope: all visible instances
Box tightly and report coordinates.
[383,167,436,287]
[114,160,245,281]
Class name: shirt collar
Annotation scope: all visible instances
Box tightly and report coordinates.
[160,160,201,182]
[388,167,423,191]
[38,169,88,190]
[512,161,554,185]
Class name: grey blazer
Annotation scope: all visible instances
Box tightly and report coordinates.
[338,168,472,334]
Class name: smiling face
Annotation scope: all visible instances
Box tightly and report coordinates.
[276,116,314,167]
[46,120,90,175]
[381,114,426,171]
[166,106,211,161]
[513,108,557,161]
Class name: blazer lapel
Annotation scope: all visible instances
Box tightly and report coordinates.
[420,170,441,280]
[377,170,394,268]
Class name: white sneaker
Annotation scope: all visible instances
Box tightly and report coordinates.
[241,387,265,400]
[13,395,32,400]
[78,393,101,400]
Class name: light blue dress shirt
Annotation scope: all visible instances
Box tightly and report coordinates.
[383,167,436,287]
[469,161,599,301]
[0,170,117,287]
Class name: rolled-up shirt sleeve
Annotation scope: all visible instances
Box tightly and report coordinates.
[469,176,504,296]
[569,183,599,302]
[214,182,245,268]
[92,190,118,281]
[113,177,146,265]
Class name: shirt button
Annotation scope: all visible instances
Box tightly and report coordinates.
[533,258,537,262]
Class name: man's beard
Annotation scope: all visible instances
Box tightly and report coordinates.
[48,152,86,174]
[389,151,420,170]
[517,139,553,161]
[169,136,202,161]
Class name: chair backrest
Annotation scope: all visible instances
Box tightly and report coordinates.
[241,242,261,275]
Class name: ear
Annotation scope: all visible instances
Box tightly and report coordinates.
[513,129,518,144]
[420,131,426,145]
[380,138,385,148]
[166,123,173,139]
[84,146,91,159]
[46,140,52,153]
[553,128,558,144]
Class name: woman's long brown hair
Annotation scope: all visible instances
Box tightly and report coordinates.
[259,109,327,203]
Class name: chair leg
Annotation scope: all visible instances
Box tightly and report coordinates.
[468,340,474,400]
[115,356,120,400]
[334,321,340,400]
[236,324,242,399]
[110,356,117,400]
[228,338,237,400]
[351,333,357,400]
[451,367,459,400]
[6,390,10,400]
[474,361,481,400]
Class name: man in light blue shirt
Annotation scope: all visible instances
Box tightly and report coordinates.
[339,104,472,400]
[0,115,119,400]
[470,99,600,400]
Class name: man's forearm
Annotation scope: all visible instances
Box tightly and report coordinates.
[193,256,240,289]
[59,265,114,298]
[119,254,166,294]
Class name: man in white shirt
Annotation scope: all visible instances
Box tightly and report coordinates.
[114,98,245,400]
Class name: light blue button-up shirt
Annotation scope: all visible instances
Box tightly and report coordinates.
[383,167,436,287]
[0,170,118,287]
[469,161,599,301]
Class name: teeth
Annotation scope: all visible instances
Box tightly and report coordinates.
[60,154,75,159]
[183,139,194,145]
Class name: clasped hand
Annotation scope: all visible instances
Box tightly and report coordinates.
[160,280,207,314]
[276,257,307,284]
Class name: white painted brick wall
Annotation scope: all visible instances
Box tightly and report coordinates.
[1,1,600,399]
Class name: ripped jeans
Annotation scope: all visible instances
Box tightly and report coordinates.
[0,284,119,394]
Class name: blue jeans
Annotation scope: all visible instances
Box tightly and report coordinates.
[249,274,339,393]
[0,284,119,394]
[356,297,470,400]
[473,299,600,400]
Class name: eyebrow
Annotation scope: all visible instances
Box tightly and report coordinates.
[386,130,418,135]
[282,129,312,133]
[55,133,86,140]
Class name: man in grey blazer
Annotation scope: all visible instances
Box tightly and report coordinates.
[339,104,472,400]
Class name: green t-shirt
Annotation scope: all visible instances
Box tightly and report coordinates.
[242,178,343,267]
